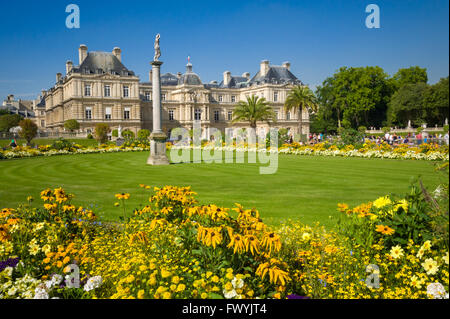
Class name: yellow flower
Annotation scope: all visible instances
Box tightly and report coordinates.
[244,235,260,255]
[422,258,439,275]
[409,275,424,289]
[161,269,171,278]
[373,196,391,209]
[201,292,208,299]
[375,225,395,236]
[137,290,145,299]
[390,245,404,259]
[261,232,282,255]
[302,232,311,241]
[227,234,246,254]
[115,193,130,200]
[162,292,171,299]
[176,284,186,292]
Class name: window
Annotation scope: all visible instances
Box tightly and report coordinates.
[274,91,278,102]
[124,107,131,120]
[162,93,166,101]
[40,111,45,116]
[286,111,291,120]
[169,110,174,121]
[104,85,111,97]
[227,111,233,121]
[105,107,112,120]
[275,111,279,120]
[145,91,151,101]
[231,96,236,103]
[218,95,223,102]
[85,107,92,119]
[84,84,91,97]
[214,110,220,122]
[41,120,45,127]
[194,109,201,121]
[123,86,129,98]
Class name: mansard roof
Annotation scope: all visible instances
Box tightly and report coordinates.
[178,63,202,86]
[72,52,135,76]
[219,76,249,88]
[250,66,302,85]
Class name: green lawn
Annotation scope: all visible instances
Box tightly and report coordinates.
[0,151,444,228]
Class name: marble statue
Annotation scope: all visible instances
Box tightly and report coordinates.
[154,34,161,62]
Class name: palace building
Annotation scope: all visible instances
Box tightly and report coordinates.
[42,45,310,139]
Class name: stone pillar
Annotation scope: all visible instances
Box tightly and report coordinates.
[147,61,169,165]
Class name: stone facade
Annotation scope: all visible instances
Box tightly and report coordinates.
[42,45,310,139]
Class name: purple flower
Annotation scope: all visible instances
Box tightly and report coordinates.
[287,294,310,299]
[0,257,20,272]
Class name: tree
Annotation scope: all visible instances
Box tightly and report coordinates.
[94,123,110,144]
[64,119,80,132]
[232,95,276,129]
[0,114,22,132]
[393,66,428,88]
[122,129,135,140]
[315,67,393,130]
[387,83,428,127]
[18,119,38,146]
[284,85,318,139]
[424,77,449,126]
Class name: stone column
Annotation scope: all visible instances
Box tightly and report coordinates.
[147,61,169,165]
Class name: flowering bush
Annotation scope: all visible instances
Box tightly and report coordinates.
[1,184,448,299]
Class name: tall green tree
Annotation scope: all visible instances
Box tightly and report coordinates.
[387,83,428,127]
[424,77,449,126]
[232,95,276,129]
[393,66,428,88]
[284,85,318,138]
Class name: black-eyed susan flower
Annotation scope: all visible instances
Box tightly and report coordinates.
[227,234,246,254]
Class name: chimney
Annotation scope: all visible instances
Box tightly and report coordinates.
[149,70,153,82]
[242,72,250,80]
[260,60,270,76]
[282,62,291,71]
[223,71,231,86]
[66,61,73,74]
[112,47,122,62]
[56,73,62,83]
[78,44,88,65]
[177,72,182,79]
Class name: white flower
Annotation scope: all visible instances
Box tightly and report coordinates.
[3,266,13,277]
[223,289,237,299]
[427,283,447,299]
[231,277,244,289]
[83,275,103,292]
[34,284,49,299]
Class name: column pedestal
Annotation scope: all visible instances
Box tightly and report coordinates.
[147,60,170,165]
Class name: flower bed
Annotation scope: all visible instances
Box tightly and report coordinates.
[1,140,448,161]
[1,182,448,299]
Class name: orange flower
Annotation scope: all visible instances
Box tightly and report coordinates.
[375,224,395,235]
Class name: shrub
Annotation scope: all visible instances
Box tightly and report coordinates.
[51,138,73,151]
[87,133,94,140]
[94,124,110,144]
[339,128,364,146]
[138,129,151,140]
[112,130,118,138]
[18,119,38,146]
[122,130,135,140]
[0,114,22,133]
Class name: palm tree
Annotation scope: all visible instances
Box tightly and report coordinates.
[284,85,319,141]
[232,95,277,129]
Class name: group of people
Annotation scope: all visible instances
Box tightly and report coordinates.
[368,132,450,146]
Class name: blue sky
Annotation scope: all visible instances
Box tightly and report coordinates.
[0,0,448,100]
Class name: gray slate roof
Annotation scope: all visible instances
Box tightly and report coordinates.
[219,76,249,88]
[250,66,302,85]
[72,52,135,76]
[178,63,202,86]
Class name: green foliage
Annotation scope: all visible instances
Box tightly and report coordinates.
[382,127,391,134]
[0,114,23,132]
[51,138,74,151]
[18,119,38,145]
[393,66,428,88]
[122,130,135,140]
[266,128,290,148]
[232,95,276,128]
[87,133,94,140]
[137,129,150,140]
[64,119,80,132]
[94,123,110,144]
[112,129,118,138]
[339,128,364,146]
[387,83,428,127]
[285,86,318,136]
[423,77,449,126]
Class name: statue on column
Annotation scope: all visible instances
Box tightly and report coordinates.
[154,34,161,62]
